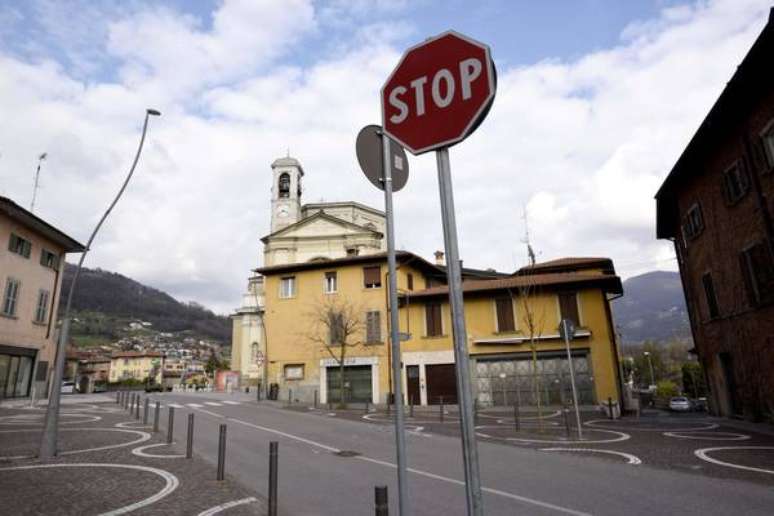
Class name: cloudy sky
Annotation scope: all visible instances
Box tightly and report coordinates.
[0,0,770,314]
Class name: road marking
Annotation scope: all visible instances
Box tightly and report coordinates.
[204,402,223,407]
[194,408,225,418]
[227,416,589,515]
[694,446,774,475]
[540,448,642,465]
[0,462,179,515]
[187,403,204,408]
[498,429,630,444]
[663,431,750,441]
[0,427,151,455]
[222,401,241,405]
[132,443,185,459]
[585,419,719,432]
[196,497,258,515]
[167,403,184,409]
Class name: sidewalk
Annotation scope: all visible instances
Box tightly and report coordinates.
[0,397,266,515]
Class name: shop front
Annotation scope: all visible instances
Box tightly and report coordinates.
[0,345,37,399]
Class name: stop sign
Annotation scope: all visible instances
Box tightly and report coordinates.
[381,30,496,155]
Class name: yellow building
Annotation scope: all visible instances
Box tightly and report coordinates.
[109,351,163,384]
[257,252,623,407]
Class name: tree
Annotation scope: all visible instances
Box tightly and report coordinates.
[306,297,364,408]
[682,362,707,398]
[205,354,230,376]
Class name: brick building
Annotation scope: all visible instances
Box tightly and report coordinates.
[656,9,774,420]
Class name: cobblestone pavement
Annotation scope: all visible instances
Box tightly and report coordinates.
[0,395,266,515]
[284,402,774,486]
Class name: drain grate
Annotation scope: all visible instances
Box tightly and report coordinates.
[333,450,361,457]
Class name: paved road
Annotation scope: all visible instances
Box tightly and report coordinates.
[151,391,774,516]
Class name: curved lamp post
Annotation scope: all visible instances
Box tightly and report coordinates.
[39,108,161,459]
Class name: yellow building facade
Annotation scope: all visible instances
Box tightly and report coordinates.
[109,351,163,384]
[258,252,623,407]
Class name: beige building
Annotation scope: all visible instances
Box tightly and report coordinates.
[232,156,386,386]
[109,351,163,384]
[0,196,84,399]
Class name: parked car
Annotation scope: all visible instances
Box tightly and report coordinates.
[669,396,692,412]
[144,383,163,393]
[60,381,77,394]
[93,383,108,393]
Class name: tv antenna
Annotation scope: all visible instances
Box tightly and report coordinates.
[31,152,47,213]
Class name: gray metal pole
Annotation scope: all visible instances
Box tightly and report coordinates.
[268,441,279,516]
[153,401,160,433]
[435,147,483,516]
[381,130,409,516]
[135,395,140,419]
[562,320,583,440]
[167,406,175,444]
[217,424,227,480]
[186,413,194,459]
[38,109,160,460]
[143,398,149,425]
[375,485,389,516]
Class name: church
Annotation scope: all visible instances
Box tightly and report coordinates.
[230,156,388,387]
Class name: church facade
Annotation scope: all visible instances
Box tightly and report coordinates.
[231,156,386,387]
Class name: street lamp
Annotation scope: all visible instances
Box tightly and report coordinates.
[643,351,656,390]
[39,108,161,459]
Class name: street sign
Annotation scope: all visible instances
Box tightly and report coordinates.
[381,30,496,155]
[559,318,576,341]
[355,124,409,192]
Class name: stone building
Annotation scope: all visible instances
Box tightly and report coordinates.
[656,9,774,420]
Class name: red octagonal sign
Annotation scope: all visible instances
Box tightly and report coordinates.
[381,30,496,156]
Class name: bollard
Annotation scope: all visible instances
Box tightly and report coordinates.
[365,401,370,414]
[288,389,292,406]
[167,406,175,444]
[314,389,318,409]
[374,485,389,516]
[130,393,136,412]
[608,397,614,420]
[217,424,227,481]
[153,401,160,433]
[143,398,149,425]
[563,406,571,439]
[439,396,444,423]
[513,400,520,432]
[116,391,120,404]
[268,441,279,516]
[409,395,414,418]
[186,413,194,459]
[135,395,140,420]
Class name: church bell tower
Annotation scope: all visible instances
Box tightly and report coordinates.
[270,156,303,233]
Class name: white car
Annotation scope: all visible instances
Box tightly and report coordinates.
[669,396,692,412]
[60,381,77,394]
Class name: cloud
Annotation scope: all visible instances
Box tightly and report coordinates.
[0,0,770,316]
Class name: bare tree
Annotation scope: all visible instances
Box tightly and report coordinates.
[306,297,365,408]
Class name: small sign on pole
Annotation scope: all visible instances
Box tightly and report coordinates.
[381,30,496,516]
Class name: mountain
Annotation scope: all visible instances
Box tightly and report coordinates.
[612,270,692,344]
[59,263,231,345]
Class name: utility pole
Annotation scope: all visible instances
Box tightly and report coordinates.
[31,152,47,213]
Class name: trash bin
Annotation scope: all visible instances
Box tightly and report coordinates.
[269,383,279,401]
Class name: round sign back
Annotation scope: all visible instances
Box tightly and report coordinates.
[355,124,409,192]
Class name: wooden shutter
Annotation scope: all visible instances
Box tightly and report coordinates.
[495,297,515,332]
[407,273,414,291]
[363,266,381,288]
[426,302,442,336]
[366,311,381,343]
[558,292,579,326]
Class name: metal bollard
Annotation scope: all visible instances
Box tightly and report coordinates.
[167,406,175,444]
[143,398,149,425]
[186,413,194,459]
[563,406,571,439]
[314,389,318,409]
[116,391,120,403]
[217,424,227,481]
[268,441,279,516]
[513,400,520,431]
[153,401,160,433]
[375,485,389,516]
[130,393,136,412]
[409,395,414,418]
[439,396,444,423]
[608,397,614,420]
[135,396,140,420]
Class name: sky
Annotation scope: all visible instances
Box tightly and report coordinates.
[0,0,771,315]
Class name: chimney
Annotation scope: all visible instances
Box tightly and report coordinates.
[434,250,445,266]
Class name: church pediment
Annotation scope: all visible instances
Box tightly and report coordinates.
[261,212,381,243]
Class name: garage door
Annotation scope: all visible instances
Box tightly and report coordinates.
[426,363,457,405]
[327,365,372,403]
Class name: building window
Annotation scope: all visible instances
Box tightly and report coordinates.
[407,273,414,291]
[40,249,59,270]
[722,161,749,204]
[701,273,720,319]
[278,173,290,198]
[279,276,295,298]
[8,234,31,258]
[2,278,20,316]
[35,289,50,323]
[495,296,515,332]
[324,272,337,294]
[739,241,774,306]
[328,312,345,345]
[558,292,580,326]
[425,302,443,337]
[363,266,381,289]
[284,364,304,380]
[762,122,774,170]
[681,203,704,241]
[365,310,381,343]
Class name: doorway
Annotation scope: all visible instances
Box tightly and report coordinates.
[406,365,420,405]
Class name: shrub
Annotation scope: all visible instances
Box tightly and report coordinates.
[656,380,679,398]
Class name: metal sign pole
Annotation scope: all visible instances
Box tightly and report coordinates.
[435,148,483,516]
[562,319,583,440]
[381,131,410,516]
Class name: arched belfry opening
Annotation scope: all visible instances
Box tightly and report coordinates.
[278,173,290,198]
